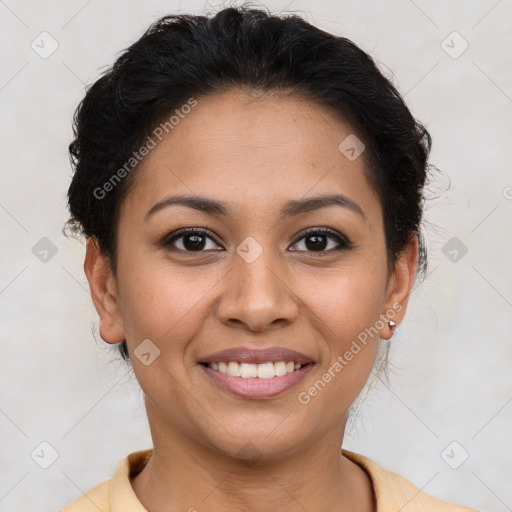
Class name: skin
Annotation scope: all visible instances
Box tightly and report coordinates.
[84,89,418,512]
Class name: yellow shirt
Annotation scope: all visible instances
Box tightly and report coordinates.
[60,448,479,511]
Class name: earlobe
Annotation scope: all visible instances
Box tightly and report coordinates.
[83,237,125,344]
[380,233,419,339]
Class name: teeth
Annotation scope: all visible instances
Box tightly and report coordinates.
[257,362,274,379]
[207,361,304,378]
[274,361,287,376]
[227,361,241,377]
[240,362,258,378]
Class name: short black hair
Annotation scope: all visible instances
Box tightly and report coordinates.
[64,4,433,363]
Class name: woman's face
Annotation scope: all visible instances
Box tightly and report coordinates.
[87,89,416,460]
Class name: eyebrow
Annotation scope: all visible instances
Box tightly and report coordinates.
[145,193,367,223]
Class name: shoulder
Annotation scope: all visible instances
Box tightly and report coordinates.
[59,449,153,512]
[59,479,110,511]
[342,449,480,512]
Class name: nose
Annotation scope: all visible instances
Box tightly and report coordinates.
[216,249,299,332]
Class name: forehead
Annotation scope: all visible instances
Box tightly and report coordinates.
[121,89,381,224]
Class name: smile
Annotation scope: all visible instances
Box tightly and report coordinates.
[199,361,315,399]
[206,361,303,378]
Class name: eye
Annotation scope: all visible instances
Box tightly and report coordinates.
[289,228,352,254]
[160,227,352,255]
[160,228,223,252]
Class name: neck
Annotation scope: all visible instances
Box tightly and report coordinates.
[131,403,375,512]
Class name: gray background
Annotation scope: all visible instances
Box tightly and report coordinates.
[0,0,511,511]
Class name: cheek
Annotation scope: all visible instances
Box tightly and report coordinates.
[116,256,212,355]
[288,263,387,427]
[310,258,386,329]
[303,257,386,372]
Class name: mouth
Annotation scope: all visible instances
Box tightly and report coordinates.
[197,346,316,399]
[198,362,315,399]
[200,360,311,378]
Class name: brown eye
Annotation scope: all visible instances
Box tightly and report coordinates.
[160,227,352,255]
[161,228,223,252]
[290,228,352,254]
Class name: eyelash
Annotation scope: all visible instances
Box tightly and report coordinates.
[159,227,353,255]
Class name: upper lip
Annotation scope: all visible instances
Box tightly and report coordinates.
[199,347,314,365]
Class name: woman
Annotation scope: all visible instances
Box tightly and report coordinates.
[60,5,479,511]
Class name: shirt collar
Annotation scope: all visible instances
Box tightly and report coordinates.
[110,449,153,511]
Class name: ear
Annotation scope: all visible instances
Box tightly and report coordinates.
[380,232,419,339]
[83,237,125,344]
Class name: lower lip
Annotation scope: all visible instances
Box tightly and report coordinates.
[199,363,314,399]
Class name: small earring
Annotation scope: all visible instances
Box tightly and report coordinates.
[388,320,398,338]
